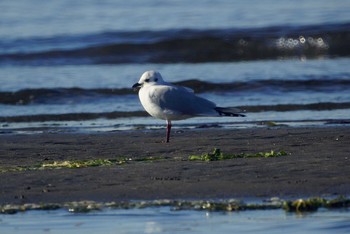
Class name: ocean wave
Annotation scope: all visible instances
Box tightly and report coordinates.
[1,102,350,123]
[1,78,349,105]
[0,23,349,65]
[0,88,132,105]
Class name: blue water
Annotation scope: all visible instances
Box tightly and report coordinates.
[1,0,349,38]
[1,208,350,234]
[0,1,350,132]
[1,58,350,133]
[0,0,349,136]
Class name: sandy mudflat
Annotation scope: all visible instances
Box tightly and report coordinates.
[0,126,349,204]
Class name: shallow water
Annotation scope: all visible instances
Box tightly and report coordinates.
[1,58,350,133]
[1,208,350,234]
[2,0,349,39]
[1,0,350,133]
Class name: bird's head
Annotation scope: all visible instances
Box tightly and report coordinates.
[132,70,164,91]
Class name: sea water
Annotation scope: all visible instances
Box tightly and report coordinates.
[1,207,350,234]
[0,0,350,133]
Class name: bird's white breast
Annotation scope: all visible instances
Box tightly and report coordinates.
[139,85,167,120]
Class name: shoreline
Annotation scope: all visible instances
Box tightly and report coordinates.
[0,126,349,205]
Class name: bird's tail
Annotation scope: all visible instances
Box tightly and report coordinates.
[215,107,246,117]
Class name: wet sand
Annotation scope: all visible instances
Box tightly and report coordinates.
[0,126,349,205]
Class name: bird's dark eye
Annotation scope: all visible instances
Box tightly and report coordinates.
[154,78,158,82]
[145,78,150,82]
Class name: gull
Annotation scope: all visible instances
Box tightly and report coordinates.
[132,70,245,142]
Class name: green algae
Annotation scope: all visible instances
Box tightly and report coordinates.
[0,159,125,173]
[283,197,325,212]
[0,165,41,173]
[0,156,165,173]
[1,197,349,215]
[132,156,164,162]
[41,158,125,169]
[0,148,288,173]
[189,148,287,161]
[41,156,164,169]
[283,196,350,212]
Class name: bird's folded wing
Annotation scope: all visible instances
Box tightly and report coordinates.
[149,85,217,116]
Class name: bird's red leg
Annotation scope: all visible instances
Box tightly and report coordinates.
[166,120,172,143]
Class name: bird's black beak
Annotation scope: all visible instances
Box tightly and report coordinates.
[132,82,141,91]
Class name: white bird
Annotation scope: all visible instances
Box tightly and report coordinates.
[132,70,245,142]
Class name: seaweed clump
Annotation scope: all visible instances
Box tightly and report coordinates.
[0,156,165,173]
[1,197,349,215]
[189,148,287,161]
[41,159,119,169]
[283,196,350,212]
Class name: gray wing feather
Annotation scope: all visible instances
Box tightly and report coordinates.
[152,85,217,116]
